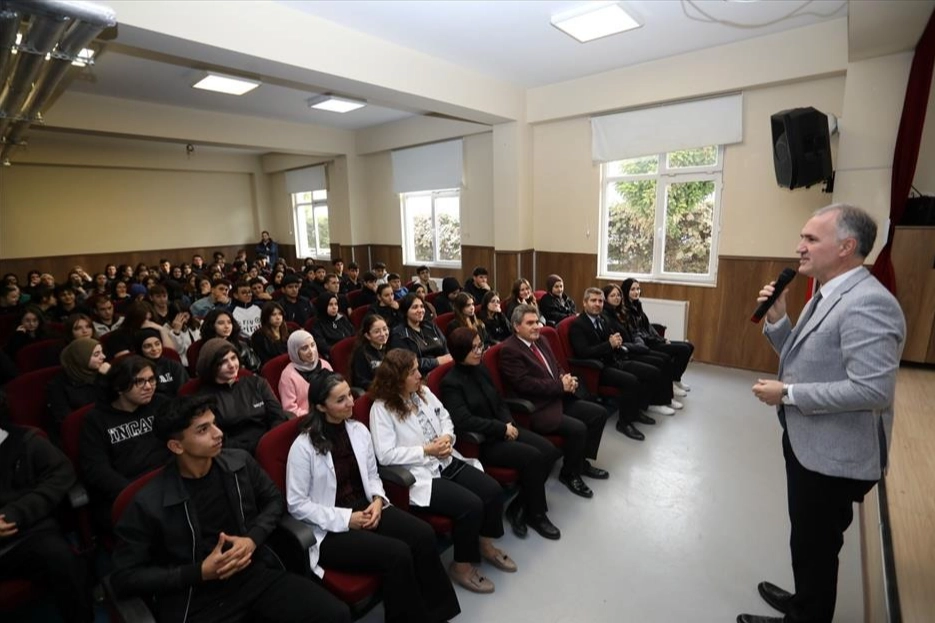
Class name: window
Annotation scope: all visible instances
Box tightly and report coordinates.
[599,145,723,284]
[292,190,330,259]
[400,189,461,266]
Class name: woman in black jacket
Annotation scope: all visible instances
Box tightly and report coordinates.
[440,327,563,541]
[388,294,451,377]
[202,308,262,373]
[538,274,577,327]
[478,291,511,345]
[134,328,188,397]
[311,293,354,362]
[348,314,389,391]
[250,302,290,366]
[446,292,488,345]
[46,337,108,441]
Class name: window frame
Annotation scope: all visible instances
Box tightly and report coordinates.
[292,189,330,259]
[598,146,724,286]
[399,187,462,269]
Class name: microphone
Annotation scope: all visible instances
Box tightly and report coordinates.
[750,268,797,323]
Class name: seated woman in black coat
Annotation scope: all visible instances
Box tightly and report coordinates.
[348,314,389,391]
[538,274,577,327]
[5,305,49,358]
[440,327,563,540]
[201,308,262,373]
[250,301,291,366]
[410,283,437,323]
[133,328,188,397]
[368,283,402,328]
[388,294,451,377]
[477,291,511,345]
[46,337,109,441]
[311,293,355,362]
[446,292,488,346]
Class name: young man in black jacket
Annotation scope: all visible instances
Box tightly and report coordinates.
[112,394,350,623]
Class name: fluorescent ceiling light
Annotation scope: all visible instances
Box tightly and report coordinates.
[308,94,366,113]
[192,72,261,96]
[551,2,641,43]
[71,48,95,67]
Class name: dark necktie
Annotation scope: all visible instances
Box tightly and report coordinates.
[797,290,823,330]
[530,343,553,377]
[594,316,604,334]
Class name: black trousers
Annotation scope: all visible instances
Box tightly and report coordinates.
[317,506,460,623]
[557,398,607,475]
[650,340,693,381]
[632,351,676,398]
[479,428,562,516]
[0,530,92,623]
[425,464,503,564]
[782,433,876,623]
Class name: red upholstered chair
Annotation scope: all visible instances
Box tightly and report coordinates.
[5,365,62,431]
[425,362,519,488]
[346,289,367,310]
[303,317,317,333]
[0,579,44,618]
[179,368,254,396]
[161,347,181,363]
[255,419,382,615]
[61,403,101,547]
[554,317,620,402]
[534,290,547,302]
[260,354,291,402]
[185,339,204,377]
[328,336,357,382]
[433,312,455,336]
[0,313,19,349]
[349,305,370,330]
[14,338,65,373]
[425,291,441,306]
[286,321,301,332]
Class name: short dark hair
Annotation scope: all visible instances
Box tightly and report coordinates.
[376,283,393,298]
[148,284,167,296]
[282,274,302,286]
[417,265,429,273]
[347,262,359,270]
[211,278,232,289]
[448,327,479,363]
[362,271,378,283]
[472,266,489,277]
[54,284,75,296]
[153,394,217,442]
[105,355,155,401]
[387,273,400,282]
[331,258,344,266]
[373,262,386,269]
[248,277,265,287]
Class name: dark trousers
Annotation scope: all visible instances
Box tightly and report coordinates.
[650,340,693,380]
[632,351,676,399]
[479,428,562,515]
[318,506,460,623]
[605,357,671,409]
[425,464,504,563]
[557,398,607,475]
[782,433,876,623]
[0,530,92,623]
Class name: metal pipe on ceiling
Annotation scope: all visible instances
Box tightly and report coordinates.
[6,0,116,28]
[0,8,21,85]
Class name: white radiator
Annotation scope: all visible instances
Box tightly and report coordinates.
[640,298,689,342]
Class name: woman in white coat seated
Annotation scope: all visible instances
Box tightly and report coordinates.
[369,349,515,595]
[286,373,460,623]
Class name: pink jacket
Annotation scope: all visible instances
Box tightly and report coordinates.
[278,360,334,417]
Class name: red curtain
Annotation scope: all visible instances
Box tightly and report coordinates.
[871,9,935,295]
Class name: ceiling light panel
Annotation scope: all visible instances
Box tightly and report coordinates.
[192,72,261,96]
[308,94,366,113]
[551,2,641,43]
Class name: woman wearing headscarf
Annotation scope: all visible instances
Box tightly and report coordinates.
[279,331,334,417]
[45,338,109,441]
[133,328,188,397]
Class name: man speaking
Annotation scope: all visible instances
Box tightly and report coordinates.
[741,204,905,623]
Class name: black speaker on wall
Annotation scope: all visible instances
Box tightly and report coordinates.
[770,107,833,189]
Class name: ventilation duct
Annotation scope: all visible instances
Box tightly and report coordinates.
[0,0,117,164]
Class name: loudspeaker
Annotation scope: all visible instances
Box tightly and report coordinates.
[770,107,833,189]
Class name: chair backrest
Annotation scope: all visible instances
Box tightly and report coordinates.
[161,347,181,363]
[286,321,301,332]
[186,339,204,376]
[0,313,19,348]
[111,468,164,527]
[61,403,96,467]
[255,417,304,492]
[425,360,455,397]
[481,342,507,394]
[534,290,547,302]
[540,325,565,365]
[433,312,455,336]
[15,338,65,373]
[351,393,374,429]
[179,368,254,396]
[303,317,316,333]
[425,291,441,306]
[5,365,62,429]
[349,306,370,330]
[329,336,357,378]
[346,289,366,310]
[554,317,601,393]
[260,353,291,402]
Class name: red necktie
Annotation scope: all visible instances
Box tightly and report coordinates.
[530,343,553,377]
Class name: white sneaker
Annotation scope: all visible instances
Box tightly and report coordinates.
[670,400,683,410]
[647,405,676,416]
[673,386,688,397]
[675,381,691,392]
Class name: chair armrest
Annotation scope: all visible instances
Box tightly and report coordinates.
[651,323,666,336]
[378,465,415,488]
[102,576,156,623]
[68,482,89,508]
[459,431,486,445]
[567,357,605,370]
[278,515,316,550]
[504,398,535,414]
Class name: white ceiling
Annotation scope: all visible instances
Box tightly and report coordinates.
[278,0,850,87]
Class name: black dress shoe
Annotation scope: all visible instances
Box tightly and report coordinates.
[757,581,792,614]
[634,412,656,425]
[505,497,527,538]
[558,473,593,498]
[526,513,561,540]
[582,461,609,480]
[737,614,783,623]
[616,422,645,441]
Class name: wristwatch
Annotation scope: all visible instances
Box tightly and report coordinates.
[781,384,789,398]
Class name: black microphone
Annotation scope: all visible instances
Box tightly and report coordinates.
[750,268,797,323]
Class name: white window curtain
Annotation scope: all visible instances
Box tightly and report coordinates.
[591,94,743,163]
[391,139,463,193]
[284,165,327,194]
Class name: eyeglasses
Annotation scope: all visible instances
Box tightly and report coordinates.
[133,376,158,388]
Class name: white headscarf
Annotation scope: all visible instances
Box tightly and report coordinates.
[287,330,320,372]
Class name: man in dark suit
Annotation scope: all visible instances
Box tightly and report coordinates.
[499,304,609,499]
[742,204,906,623]
[568,287,678,441]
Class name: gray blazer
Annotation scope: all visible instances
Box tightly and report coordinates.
[764,268,905,481]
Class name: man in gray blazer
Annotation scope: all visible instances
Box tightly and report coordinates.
[740,204,905,623]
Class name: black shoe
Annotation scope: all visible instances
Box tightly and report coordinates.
[505,497,527,538]
[634,412,656,426]
[736,615,783,623]
[582,461,609,480]
[558,473,593,498]
[616,422,645,441]
[526,513,561,540]
[757,581,792,614]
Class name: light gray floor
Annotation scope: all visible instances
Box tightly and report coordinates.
[359,363,865,623]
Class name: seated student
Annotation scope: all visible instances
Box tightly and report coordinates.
[311,293,354,362]
[135,328,189,397]
[52,284,90,322]
[410,282,437,323]
[201,308,262,373]
[478,291,511,345]
[111,394,351,623]
[299,266,324,301]
[388,273,408,301]
[89,272,110,298]
[446,292,489,345]
[111,280,133,313]
[190,278,232,319]
[90,295,125,336]
[504,278,545,326]
[249,277,272,303]
[165,305,202,368]
[349,315,389,391]
[22,270,42,298]
[46,338,109,441]
[538,274,577,327]
[0,398,94,623]
[250,301,291,366]
[433,277,461,316]
[372,261,388,285]
[5,305,49,358]
[279,331,333,418]
[389,294,452,377]
[147,284,177,326]
[31,285,57,321]
[413,265,439,293]
[287,374,460,623]
[370,349,514,594]
[0,284,22,316]
[64,312,97,343]
[230,281,262,338]
[462,267,491,305]
[358,271,379,307]
[340,261,361,293]
[369,283,402,328]
[194,338,291,454]
[80,356,172,530]
[128,283,149,304]
[105,301,174,360]
[266,270,285,295]
[279,274,313,327]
